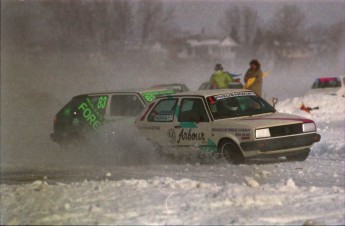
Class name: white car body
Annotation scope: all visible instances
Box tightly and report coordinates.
[135,89,321,163]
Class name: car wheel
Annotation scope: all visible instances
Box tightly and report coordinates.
[219,140,244,164]
[60,133,84,149]
[285,149,310,161]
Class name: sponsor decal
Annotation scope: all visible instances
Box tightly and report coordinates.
[77,96,107,131]
[242,117,313,123]
[138,125,160,130]
[168,129,176,143]
[212,128,251,140]
[213,91,255,100]
[177,129,205,144]
[97,96,107,109]
[180,122,197,128]
[142,90,175,102]
[154,115,174,122]
[199,139,217,153]
[212,128,250,133]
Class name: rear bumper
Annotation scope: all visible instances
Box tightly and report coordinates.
[240,133,321,153]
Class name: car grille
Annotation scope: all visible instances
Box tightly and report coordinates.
[269,124,303,137]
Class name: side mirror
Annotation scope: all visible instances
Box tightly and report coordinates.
[272,97,278,108]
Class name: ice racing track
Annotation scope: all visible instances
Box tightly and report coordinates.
[2,153,344,188]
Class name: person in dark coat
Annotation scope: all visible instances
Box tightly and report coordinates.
[244,59,263,96]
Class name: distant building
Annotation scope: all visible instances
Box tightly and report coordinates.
[273,41,315,59]
[178,36,239,64]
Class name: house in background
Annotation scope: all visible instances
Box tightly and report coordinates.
[178,36,239,65]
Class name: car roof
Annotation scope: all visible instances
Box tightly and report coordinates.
[314,76,344,80]
[152,83,186,87]
[73,88,175,98]
[156,89,252,98]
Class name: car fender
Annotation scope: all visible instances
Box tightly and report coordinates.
[213,133,242,150]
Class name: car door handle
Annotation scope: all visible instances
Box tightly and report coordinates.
[174,125,181,128]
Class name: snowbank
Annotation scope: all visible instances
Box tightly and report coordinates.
[276,94,345,159]
[1,177,344,225]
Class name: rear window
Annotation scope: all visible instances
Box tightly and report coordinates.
[312,77,341,89]
[110,94,144,116]
[56,95,109,131]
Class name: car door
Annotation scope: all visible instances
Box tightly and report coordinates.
[173,97,211,153]
[102,93,146,140]
[143,98,179,148]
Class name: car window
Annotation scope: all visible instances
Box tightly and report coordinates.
[148,99,178,122]
[208,92,276,119]
[178,98,209,122]
[228,83,243,89]
[65,95,109,131]
[110,94,144,116]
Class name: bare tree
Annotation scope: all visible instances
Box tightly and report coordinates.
[42,0,133,51]
[270,4,306,44]
[219,4,258,45]
[266,4,307,68]
[136,0,176,45]
[242,5,258,46]
[308,20,345,73]
[219,3,259,62]
[219,5,241,41]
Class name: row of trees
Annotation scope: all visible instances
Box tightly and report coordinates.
[2,0,344,71]
[2,0,177,51]
[219,4,344,69]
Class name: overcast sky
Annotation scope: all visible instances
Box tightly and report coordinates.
[169,0,345,34]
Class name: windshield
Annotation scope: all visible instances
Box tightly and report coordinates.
[207,92,276,119]
[312,77,342,89]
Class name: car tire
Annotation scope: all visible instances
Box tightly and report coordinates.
[285,149,310,161]
[219,139,244,164]
[60,133,84,150]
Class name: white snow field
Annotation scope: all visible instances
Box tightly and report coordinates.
[1,93,344,225]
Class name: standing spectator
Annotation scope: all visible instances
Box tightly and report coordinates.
[210,64,233,89]
[244,59,263,96]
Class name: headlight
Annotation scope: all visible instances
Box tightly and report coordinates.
[255,128,271,138]
[302,122,316,132]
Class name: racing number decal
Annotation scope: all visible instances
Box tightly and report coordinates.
[144,94,155,102]
[97,96,108,109]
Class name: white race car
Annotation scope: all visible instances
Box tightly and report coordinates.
[135,89,321,163]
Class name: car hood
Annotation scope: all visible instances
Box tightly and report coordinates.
[214,112,313,129]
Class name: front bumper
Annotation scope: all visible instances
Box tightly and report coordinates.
[240,133,321,153]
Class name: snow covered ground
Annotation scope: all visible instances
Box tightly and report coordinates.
[1,93,344,225]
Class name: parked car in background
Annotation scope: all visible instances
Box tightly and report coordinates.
[135,89,321,164]
[151,83,190,93]
[50,88,175,148]
[306,76,345,97]
[198,81,243,90]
